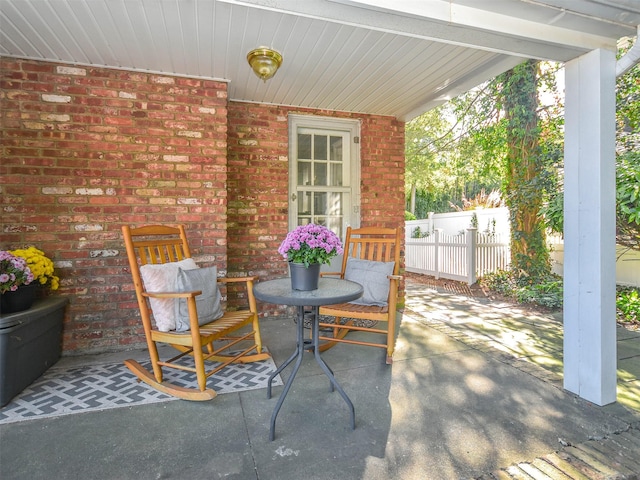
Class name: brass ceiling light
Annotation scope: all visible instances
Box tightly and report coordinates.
[247,47,283,82]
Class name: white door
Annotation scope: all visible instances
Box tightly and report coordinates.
[288,115,361,242]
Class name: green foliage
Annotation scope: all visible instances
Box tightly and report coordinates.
[481,269,513,295]
[617,286,640,324]
[616,37,640,155]
[617,151,640,235]
[541,191,563,234]
[541,42,640,248]
[405,110,452,195]
[411,226,431,238]
[405,211,416,221]
[514,280,563,309]
[405,86,504,217]
[481,269,563,309]
[410,188,451,218]
[470,212,479,229]
[483,271,640,325]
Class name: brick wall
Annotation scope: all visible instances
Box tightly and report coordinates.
[1,57,405,355]
[1,58,229,354]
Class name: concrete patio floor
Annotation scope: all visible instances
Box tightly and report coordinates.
[1,278,639,479]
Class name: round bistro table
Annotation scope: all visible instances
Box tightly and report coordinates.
[253,277,363,441]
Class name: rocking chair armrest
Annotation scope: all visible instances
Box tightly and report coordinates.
[320,271,343,278]
[217,275,258,284]
[387,274,403,281]
[142,290,201,299]
[217,276,259,311]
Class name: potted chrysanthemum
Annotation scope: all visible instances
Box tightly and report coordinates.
[1,247,59,314]
[278,224,343,290]
[1,250,37,313]
[10,247,60,291]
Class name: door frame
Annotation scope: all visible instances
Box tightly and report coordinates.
[287,114,361,233]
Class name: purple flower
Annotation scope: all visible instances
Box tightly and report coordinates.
[278,224,344,267]
[0,250,34,294]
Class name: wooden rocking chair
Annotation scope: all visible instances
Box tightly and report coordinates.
[318,226,402,364]
[122,225,270,401]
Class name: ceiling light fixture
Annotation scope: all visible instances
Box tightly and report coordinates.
[247,47,283,82]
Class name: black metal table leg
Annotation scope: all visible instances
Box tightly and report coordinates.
[310,306,355,430]
[269,305,306,441]
[267,335,299,399]
[268,305,356,440]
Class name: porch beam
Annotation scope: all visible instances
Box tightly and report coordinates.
[563,48,617,406]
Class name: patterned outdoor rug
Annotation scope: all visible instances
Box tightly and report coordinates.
[0,352,282,425]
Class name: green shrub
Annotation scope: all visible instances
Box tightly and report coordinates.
[481,269,515,296]
[481,269,562,309]
[405,211,417,221]
[617,286,640,324]
[483,271,640,324]
[514,280,563,309]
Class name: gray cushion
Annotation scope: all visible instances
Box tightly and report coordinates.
[174,266,224,332]
[344,258,395,306]
[139,258,198,332]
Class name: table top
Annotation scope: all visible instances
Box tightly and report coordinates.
[253,277,363,307]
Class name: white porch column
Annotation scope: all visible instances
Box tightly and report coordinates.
[563,48,617,406]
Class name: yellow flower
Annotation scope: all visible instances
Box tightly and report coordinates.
[10,247,59,291]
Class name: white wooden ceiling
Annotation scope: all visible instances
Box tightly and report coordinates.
[1,0,638,121]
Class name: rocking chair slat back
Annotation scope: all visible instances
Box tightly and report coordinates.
[342,227,400,269]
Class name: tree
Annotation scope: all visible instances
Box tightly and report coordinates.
[405,110,450,215]
[499,60,551,282]
[405,88,504,217]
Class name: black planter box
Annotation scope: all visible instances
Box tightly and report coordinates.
[0,297,67,407]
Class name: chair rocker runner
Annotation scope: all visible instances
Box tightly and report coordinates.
[122,225,270,401]
[318,226,402,364]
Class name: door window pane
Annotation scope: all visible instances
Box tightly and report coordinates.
[314,135,327,160]
[330,136,342,161]
[330,163,342,186]
[297,191,312,216]
[298,134,311,159]
[314,192,327,215]
[328,192,343,216]
[314,162,327,186]
[298,161,312,186]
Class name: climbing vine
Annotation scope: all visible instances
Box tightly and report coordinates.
[499,60,551,283]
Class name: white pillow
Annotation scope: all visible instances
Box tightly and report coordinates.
[174,266,224,332]
[139,258,198,331]
[344,258,395,307]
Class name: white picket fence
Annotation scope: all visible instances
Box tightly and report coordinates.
[406,226,640,287]
[405,228,510,285]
